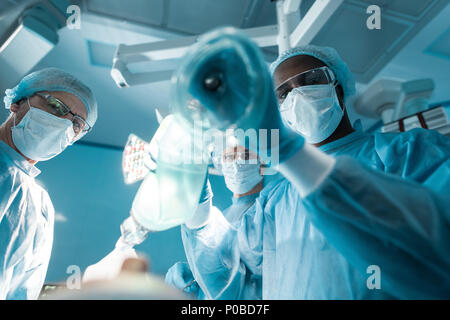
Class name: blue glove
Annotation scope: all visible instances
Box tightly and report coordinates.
[165,262,204,298]
[257,91,305,165]
[182,28,304,165]
[198,172,213,204]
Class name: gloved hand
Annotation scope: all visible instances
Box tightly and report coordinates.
[165,262,203,298]
[82,237,138,283]
[183,28,304,166]
[184,173,213,229]
[257,91,306,165]
[198,172,213,204]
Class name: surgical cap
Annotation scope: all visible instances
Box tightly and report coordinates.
[270,45,356,101]
[4,67,97,127]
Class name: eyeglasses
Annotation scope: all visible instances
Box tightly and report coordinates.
[35,93,91,136]
[211,149,260,171]
[275,66,337,103]
[222,150,252,162]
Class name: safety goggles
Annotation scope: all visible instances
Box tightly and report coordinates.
[211,150,260,172]
[35,92,91,137]
[275,66,337,103]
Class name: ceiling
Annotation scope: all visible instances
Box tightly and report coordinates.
[0,0,39,43]
[0,0,449,148]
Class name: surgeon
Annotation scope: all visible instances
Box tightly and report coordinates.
[0,68,97,299]
[166,145,264,299]
[179,44,450,299]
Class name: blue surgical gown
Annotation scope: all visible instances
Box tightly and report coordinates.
[0,141,54,299]
[181,123,450,299]
[166,192,262,299]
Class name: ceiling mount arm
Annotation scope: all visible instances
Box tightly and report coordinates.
[110,0,343,87]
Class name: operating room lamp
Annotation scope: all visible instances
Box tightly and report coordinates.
[110,0,344,87]
[0,0,70,86]
[354,78,450,137]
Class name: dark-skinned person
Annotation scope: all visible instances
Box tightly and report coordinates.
[176,45,450,300]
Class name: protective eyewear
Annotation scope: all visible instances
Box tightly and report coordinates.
[275,66,337,103]
[35,93,91,136]
[211,150,259,172]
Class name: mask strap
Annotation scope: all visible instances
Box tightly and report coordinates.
[333,86,345,112]
[27,98,31,109]
[13,97,33,128]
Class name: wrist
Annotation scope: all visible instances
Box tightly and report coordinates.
[278,143,335,197]
[185,198,212,229]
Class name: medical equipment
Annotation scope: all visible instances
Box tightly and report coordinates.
[354,78,450,136]
[381,105,450,137]
[122,134,156,185]
[172,28,270,133]
[110,0,344,87]
[117,113,208,249]
[116,26,282,247]
[172,27,304,167]
[0,1,70,85]
[354,78,435,124]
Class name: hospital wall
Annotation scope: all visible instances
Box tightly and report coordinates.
[37,142,234,284]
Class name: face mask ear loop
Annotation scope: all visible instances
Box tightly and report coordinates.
[12,98,31,128]
[332,84,345,113]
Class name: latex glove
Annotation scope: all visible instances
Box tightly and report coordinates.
[82,237,138,283]
[198,173,213,204]
[165,262,202,297]
[250,91,306,166]
[185,173,213,229]
[184,28,305,165]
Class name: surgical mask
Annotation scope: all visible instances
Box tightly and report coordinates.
[280,84,344,144]
[222,161,262,194]
[12,104,76,161]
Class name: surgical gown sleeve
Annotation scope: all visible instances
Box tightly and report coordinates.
[0,171,54,300]
[165,261,205,299]
[181,203,264,300]
[302,130,450,299]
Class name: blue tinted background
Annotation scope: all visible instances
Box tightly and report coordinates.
[37,142,234,283]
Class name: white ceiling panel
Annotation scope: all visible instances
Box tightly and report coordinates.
[86,0,165,27]
[311,3,411,75]
[425,28,450,60]
[166,0,251,34]
[354,0,437,20]
[240,0,277,28]
[307,0,448,83]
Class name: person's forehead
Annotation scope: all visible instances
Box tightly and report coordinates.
[273,55,327,88]
[47,91,88,119]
